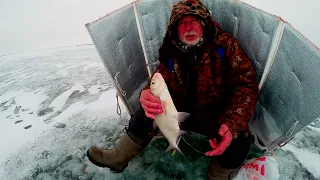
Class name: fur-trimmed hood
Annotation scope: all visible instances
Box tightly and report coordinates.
[160,0,218,54]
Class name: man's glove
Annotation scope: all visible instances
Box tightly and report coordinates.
[205,124,233,156]
[139,89,163,119]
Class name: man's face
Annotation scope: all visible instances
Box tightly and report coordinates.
[177,15,203,46]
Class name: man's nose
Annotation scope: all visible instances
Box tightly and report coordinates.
[185,23,192,31]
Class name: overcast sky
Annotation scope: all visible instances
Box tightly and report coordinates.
[0,0,319,56]
[0,0,134,56]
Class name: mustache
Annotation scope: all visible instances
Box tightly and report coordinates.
[184,31,197,36]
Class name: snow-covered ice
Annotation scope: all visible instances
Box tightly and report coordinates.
[0,46,319,180]
[88,85,109,95]
[49,83,85,113]
[282,144,320,179]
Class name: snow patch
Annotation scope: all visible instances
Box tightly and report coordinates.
[58,69,69,76]
[306,125,320,133]
[282,144,320,179]
[14,89,48,113]
[83,63,103,71]
[87,85,108,95]
[0,89,50,163]
[49,83,85,112]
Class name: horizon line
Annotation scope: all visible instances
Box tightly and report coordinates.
[0,44,94,57]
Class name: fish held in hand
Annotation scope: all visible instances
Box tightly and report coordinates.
[150,72,190,156]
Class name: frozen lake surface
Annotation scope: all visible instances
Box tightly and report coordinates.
[0,46,319,179]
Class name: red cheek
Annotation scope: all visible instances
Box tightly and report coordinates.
[177,27,185,37]
[194,27,203,36]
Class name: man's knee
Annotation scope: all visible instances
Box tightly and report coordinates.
[126,107,156,147]
[216,133,254,169]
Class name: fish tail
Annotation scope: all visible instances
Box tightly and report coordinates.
[175,146,185,157]
[166,144,185,157]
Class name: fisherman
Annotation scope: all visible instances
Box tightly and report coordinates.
[87,0,259,179]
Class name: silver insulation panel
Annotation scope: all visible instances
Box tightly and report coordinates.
[86,4,149,115]
[135,0,180,73]
[208,0,279,82]
[250,23,320,150]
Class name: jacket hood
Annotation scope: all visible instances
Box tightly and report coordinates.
[160,0,218,54]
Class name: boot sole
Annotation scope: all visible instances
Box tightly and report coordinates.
[86,149,124,173]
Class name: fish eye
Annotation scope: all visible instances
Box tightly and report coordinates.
[151,81,155,85]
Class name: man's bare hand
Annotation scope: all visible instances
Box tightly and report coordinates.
[140,89,163,119]
[205,124,233,156]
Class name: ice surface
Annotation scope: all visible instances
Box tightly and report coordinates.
[1,46,319,180]
[282,144,320,179]
[88,85,109,95]
[0,89,50,162]
[83,63,104,72]
[0,46,114,165]
[308,126,320,133]
[49,83,85,112]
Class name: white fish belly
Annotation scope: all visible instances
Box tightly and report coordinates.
[155,114,180,145]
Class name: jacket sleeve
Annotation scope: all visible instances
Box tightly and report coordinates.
[217,34,259,139]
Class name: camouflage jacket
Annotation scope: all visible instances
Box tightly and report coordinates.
[148,0,259,139]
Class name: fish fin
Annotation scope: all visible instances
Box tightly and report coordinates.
[176,136,182,145]
[154,135,165,139]
[175,112,191,122]
[165,144,185,157]
[176,131,187,146]
[175,146,185,157]
[153,121,158,130]
[165,145,174,152]
[153,131,165,139]
[178,130,188,137]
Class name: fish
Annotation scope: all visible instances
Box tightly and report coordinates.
[149,72,191,156]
